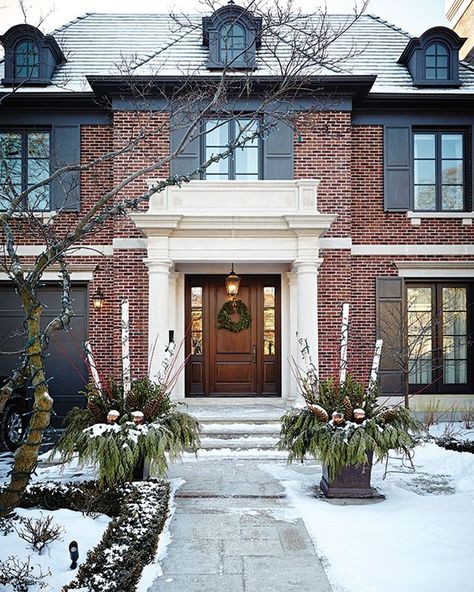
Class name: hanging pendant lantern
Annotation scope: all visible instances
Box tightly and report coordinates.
[225,264,241,299]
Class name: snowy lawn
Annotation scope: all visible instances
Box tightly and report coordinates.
[262,442,474,592]
[0,507,110,591]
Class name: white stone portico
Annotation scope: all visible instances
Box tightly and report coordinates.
[130,180,336,402]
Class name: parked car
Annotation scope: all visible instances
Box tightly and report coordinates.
[0,378,28,451]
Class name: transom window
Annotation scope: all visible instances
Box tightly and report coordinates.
[425,42,448,80]
[413,131,466,212]
[407,283,472,393]
[203,118,260,180]
[219,23,246,65]
[14,40,40,79]
[0,130,50,210]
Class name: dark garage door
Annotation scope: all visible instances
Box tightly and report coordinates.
[0,284,88,427]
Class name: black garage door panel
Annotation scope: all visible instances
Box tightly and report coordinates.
[0,284,88,427]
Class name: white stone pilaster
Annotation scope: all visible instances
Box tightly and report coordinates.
[292,258,323,403]
[145,259,173,382]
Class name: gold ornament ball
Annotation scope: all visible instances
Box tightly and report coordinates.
[332,411,345,426]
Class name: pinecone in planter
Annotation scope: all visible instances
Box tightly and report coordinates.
[377,407,397,424]
[125,389,138,413]
[342,396,353,421]
[143,397,163,422]
[87,399,105,423]
[307,404,329,422]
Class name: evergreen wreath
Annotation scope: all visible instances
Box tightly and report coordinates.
[217,299,251,333]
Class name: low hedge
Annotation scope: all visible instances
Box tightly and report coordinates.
[436,436,474,454]
[19,480,170,592]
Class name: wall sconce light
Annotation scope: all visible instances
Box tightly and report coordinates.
[225,264,241,299]
[92,287,105,310]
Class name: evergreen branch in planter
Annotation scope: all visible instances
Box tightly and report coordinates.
[54,377,200,488]
[279,365,422,482]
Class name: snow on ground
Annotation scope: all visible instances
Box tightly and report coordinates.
[261,442,474,592]
[0,507,110,591]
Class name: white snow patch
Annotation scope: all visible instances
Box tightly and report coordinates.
[260,443,474,592]
[0,508,110,592]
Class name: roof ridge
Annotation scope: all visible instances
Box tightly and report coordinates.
[460,58,474,73]
[49,13,94,36]
[366,13,412,39]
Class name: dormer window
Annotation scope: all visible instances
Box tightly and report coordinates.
[398,27,466,88]
[0,24,65,86]
[220,23,246,65]
[425,42,448,80]
[203,2,262,70]
[15,40,40,79]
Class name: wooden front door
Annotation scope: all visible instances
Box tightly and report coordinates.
[185,275,280,397]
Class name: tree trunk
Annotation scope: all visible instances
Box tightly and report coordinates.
[0,293,52,517]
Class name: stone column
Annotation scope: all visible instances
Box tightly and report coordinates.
[293,258,323,404]
[145,259,173,382]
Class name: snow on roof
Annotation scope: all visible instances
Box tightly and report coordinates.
[2,12,474,96]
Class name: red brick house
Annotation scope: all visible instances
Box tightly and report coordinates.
[1,6,473,431]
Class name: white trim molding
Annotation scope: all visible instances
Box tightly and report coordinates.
[0,245,114,257]
[0,263,97,282]
[352,244,474,256]
[396,260,474,278]
[407,211,474,226]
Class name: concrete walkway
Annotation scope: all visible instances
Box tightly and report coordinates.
[149,459,333,592]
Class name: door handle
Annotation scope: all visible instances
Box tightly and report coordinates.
[252,345,257,364]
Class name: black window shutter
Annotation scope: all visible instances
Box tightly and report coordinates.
[376,277,405,397]
[263,115,294,180]
[169,114,200,179]
[384,125,411,212]
[51,125,80,212]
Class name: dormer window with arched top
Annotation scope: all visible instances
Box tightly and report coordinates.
[14,40,40,79]
[0,24,65,86]
[203,2,262,70]
[398,27,466,88]
[220,23,246,65]
[425,42,449,80]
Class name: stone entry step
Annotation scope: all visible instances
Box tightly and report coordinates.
[183,403,287,451]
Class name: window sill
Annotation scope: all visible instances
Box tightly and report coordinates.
[10,210,57,221]
[407,211,473,226]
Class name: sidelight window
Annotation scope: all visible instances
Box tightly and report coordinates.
[263,286,276,355]
[191,287,203,355]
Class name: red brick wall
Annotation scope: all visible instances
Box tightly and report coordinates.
[294,112,352,237]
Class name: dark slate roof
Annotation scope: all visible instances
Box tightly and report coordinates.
[2,12,474,95]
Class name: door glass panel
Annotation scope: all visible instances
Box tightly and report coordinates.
[263,287,276,356]
[407,287,433,384]
[442,287,467,384]
[191,287,203,355]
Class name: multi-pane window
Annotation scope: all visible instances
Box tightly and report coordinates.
[0,130,50,211]
[425,43,448,80]
[190,287,203,355]
[15,41,40,79]
[263,287,276,355]
[413,131,465,211]
[219,23,246,65]
[407,283,471,392]
[204,118,259,180]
